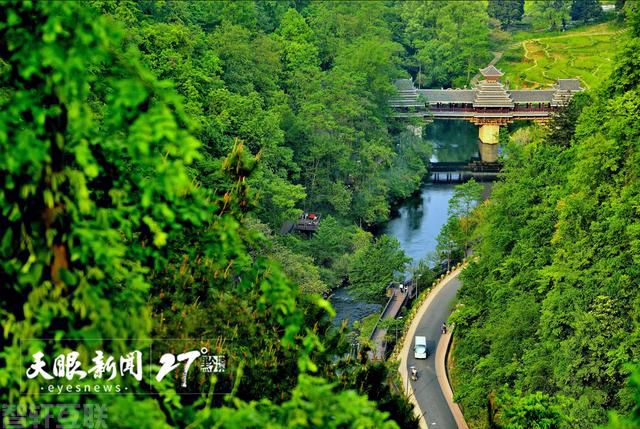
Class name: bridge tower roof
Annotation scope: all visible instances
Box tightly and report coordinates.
[474,65,512,108]
[474,79,513,108]
[479,65,504,78]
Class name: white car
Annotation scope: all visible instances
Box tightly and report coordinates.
[414,335,428,359]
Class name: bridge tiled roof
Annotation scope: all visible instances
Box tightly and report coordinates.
[417,89,475,103]
[403,88,572,104]
[473,79,513,108]
[389,74,582,111]
[556,79,582,91]
[510,90,556,103]
[394,79,416,91]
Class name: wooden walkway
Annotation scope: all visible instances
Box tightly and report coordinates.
[369,283,415,360]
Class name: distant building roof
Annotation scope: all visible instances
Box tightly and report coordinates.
[418,89,475,103]
[479,65,504,77]
[389,79,425,108]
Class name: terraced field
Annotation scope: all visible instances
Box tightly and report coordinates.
[497,23,624,90]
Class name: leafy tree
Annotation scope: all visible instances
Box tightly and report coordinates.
[570,0,603,23]
[306,1,394,70]
[451,5,640,426]
[348,235,410,302]
[529,0,571,31]
[303,215,352,267]
[385,129,432,202]
[448,179,483,248]
[434,179,483,269]
[401,1,492,87]
[546,92,592,148]
[495,391,571,429]
[604,367,640,428]
[0,2,408,428]
[200,375,399,428]
[0,2,210,421]
[488,0,525,28]
[252,169,306,228]
[339,361,419,429]
[276,8,321,106]
[436,217,465,270]
[449,179,484,220]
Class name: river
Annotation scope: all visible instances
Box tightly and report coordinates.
[331,121,480,326]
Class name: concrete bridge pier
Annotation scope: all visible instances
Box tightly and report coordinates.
[478,124,500,163]
[389,66,583,165]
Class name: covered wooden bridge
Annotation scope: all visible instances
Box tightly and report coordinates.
[390,65,582,162]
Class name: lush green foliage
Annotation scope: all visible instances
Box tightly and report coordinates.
[401,0,493,87]
[3,0,501,427]
[451,5,640,427]
[435,179,484,269]
[528,0,571,31]
[488,0,525,28]
[495,391,571,428]
[603,367,640,428]
[9,1,636,428]
[570,0,603,23]
[0,2,216,418]
[202,375,400,429]
[348,235,410,302]
[0,2,404,427]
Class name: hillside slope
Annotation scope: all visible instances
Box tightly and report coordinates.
[452,10,640,428]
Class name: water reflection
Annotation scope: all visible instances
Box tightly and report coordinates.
[427,121,479,162]
[401,192,425,231]
[383,121,479,264]
[331,121,479,325]
[383,184,456,265]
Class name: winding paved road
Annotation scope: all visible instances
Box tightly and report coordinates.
[401,271,464,429]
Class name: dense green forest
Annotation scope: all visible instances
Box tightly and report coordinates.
[0,1,493,428]
[1,1,639,428]
[451,3,640,428]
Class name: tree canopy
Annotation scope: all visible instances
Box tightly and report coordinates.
[0,1,410,427]
[570,0,603,23]
[488,0,525,28]
[2,1,636,428]
[451,4,640,427]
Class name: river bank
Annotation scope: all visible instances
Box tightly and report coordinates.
[331,120,480,326]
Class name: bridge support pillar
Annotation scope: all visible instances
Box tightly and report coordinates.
[478,124,500,163]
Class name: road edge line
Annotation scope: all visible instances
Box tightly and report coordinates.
[436,328,469,429]
[398,264,466,429]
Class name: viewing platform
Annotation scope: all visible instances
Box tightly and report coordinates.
[280,213,321,234]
